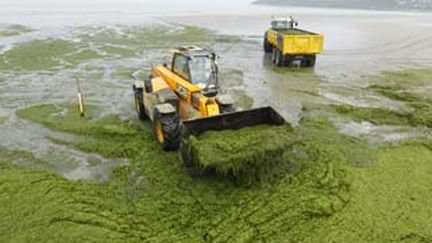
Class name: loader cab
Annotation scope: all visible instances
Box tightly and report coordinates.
[172,46,219,96]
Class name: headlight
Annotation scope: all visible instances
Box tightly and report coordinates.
[196,83,206,89]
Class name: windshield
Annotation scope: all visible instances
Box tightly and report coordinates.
[188,56,217,88]
[272,21,289,30]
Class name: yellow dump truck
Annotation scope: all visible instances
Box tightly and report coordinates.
[264,17,324,67]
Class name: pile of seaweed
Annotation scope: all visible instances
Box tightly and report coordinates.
[182,125,296,182]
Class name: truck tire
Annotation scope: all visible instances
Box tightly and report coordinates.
[302,55,316,67]
[134,88,147,120]
[272,48,277,63]
[308,55,317,67]
[154,112,180,151]
[275,49,284,67]
[263,38,272,53]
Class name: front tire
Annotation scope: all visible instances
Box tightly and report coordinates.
[263,38,272,53]
[134,88,147,120]
[154,112,180,151]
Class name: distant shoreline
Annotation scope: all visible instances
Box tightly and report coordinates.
[253,0,432,12]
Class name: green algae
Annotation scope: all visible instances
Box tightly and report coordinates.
[81,25,239,53]
[114,67,142,80]
[375,69,432,89]
[17,104,144,159]
[332,69,432,128]
[6,68,432,241]
[101,46,136,58]
[0,39,76,71]
[64,49,104,65]
[0,147,55,171]
[184,125,295,180]
[7,103,361,242]
[334,105,412,126]
[0,40,101,71]
[0,24,239,73]
[305,69,432,241]
[303,141,432,242]
[334,104,432,128]
[0,161,128,242]
[0,24,32,38]
[369,84,423,102]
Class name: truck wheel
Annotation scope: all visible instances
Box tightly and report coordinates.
[308,55,317,67]
[302,55,316,67]
[134,88,147,120]
[154,112,180,151]
[263,38,272,53]
[275,50,284,67]
[272,48,277,63]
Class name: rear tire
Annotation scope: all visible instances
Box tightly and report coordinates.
[271,48,277,63]
[275,49,284,67]
[302,55,316,67]
[134,88,147,120]
[154,112,180,151]
[308,55,316,67]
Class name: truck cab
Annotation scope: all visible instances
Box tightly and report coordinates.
[271,17,298,30]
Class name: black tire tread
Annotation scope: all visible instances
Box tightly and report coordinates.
[156,113,180,151]
[263,38,272,53]
[134,88,147,120]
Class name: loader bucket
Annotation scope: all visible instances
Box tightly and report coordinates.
[179,107,288,178]
[181,106,285,136]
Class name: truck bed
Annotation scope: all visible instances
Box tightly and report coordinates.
[266,27,324,55]
[275,28,317,36]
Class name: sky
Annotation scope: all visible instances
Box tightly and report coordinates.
[2,0,255,12]
[0,0,261,26]
[1,0,425,27]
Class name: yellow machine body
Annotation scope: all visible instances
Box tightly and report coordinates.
[267,28,324,55]
[134,46,285,151]
[151,65,221,120]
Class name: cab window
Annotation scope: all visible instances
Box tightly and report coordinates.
[189,56,213,86]
[271,20,289,30]
[173,54,190,80]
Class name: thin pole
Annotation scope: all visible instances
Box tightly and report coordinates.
[75,77,85,118]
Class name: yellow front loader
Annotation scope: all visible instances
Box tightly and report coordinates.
[133,46,285,155]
